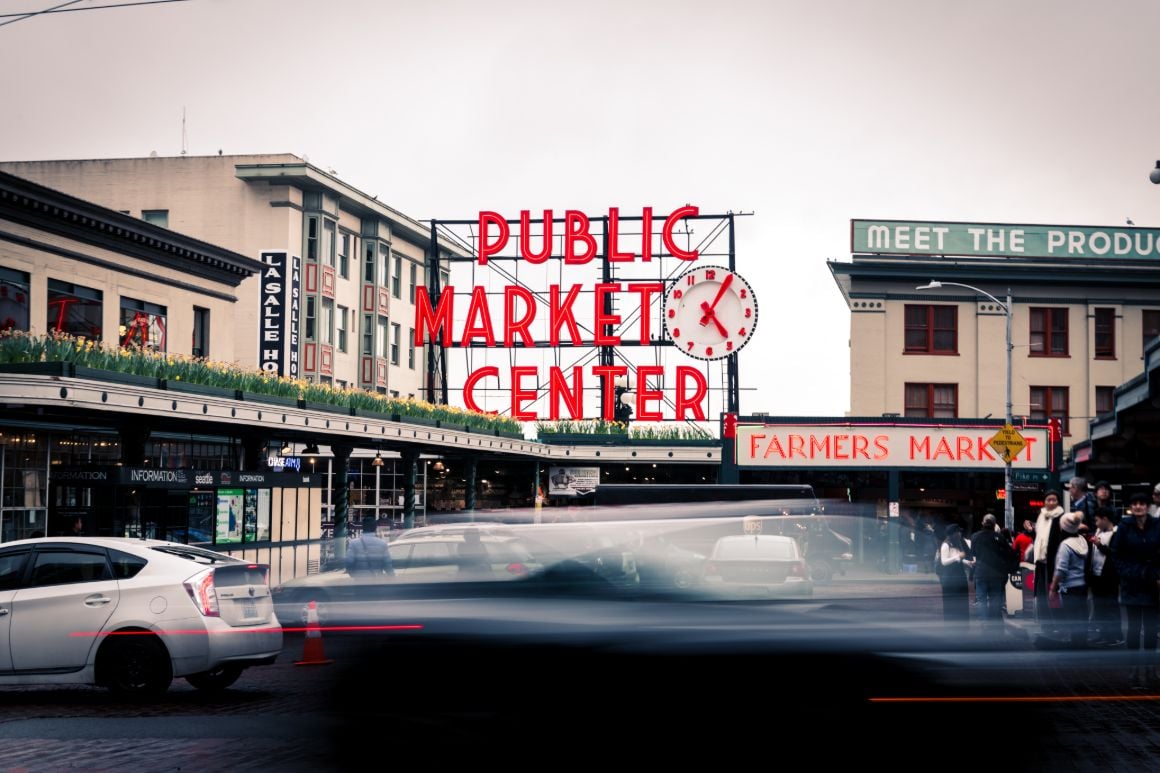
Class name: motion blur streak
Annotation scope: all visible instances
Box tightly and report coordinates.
[870,694,1160,703]
[67,625,294,637]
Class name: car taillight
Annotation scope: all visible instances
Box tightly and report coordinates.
[184,568,220,617]
[505,563,528,576]
[789,561,808,578]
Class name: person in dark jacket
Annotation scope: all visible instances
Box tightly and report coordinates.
[970,513,1018,632]
[938,524,975,627]
[1089,506,1122,647]
[1111,492,1160,688]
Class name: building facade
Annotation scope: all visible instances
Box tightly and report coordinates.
[0,154,454,401]
[829,219,1160,460]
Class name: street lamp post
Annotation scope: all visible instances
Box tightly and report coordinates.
[916,280,1015,531]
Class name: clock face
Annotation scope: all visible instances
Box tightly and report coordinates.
[662,265,758,361]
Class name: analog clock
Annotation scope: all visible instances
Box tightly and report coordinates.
[662,265,758,361]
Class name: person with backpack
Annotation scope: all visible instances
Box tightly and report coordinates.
[345,516,395,577]
[1049,511,1091,648]
[970,513,1018,634]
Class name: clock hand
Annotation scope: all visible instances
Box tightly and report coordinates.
[699,302,729,337]
[705,273,734,315]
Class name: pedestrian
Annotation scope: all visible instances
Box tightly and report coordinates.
[345,515,395,577]
[1049,512,1090,648]
[937,524,975,626]
[970,513,1018,633]
[1088,506,1123,647]
[456,528,492,577]
[1012,518,1035,564]
[1149,483,1160,518]
[1111,492,1160,688]
[1068,476,1096,532]
[1032,489,1066,635]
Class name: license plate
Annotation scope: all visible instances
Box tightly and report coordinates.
[241,598,257,619]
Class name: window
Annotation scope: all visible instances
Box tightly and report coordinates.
[362,313,373,355]
[1095,386,1115,416]
[339,233,351,279]
[409,262,418,303]
[364,241,376,283]
[323,220,336,267]
[377,316,389,359]
[192,306,209,357]
[305,216,319,262]
[305,296,316,341]
[321,298,334,345]
[1144,310,1160,356]
[1094,308,1115,359]
[408,327,416,369]
[29,549,112,587]
[119,297,167,351]
[1030,307,1068,356]
[47,279,102,339]
[141,210,168,228]
[378,245,390,287]
[0,266,30,333]
[904,305,957,354]
[904,383,958,418]
[391,322,401,365]
[1030,386,1069,435]
[337,305,349,352]
[391,255,402,299]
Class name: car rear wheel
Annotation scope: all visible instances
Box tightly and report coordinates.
[185,664,244,692]
[98,634,173,697]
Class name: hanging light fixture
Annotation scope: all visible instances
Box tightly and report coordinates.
[279,441,293,456]
[371,450,384,467]
[301,442,321,455]
[432,460,445,472]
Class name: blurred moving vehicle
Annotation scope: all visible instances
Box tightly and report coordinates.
[701,534,813,597]
[0,537,282,697]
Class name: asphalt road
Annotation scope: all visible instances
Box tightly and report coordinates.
[1,569,1158,771]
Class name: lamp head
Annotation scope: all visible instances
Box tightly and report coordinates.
[279,442,293,456]
[915,281,942,290]
[1151,160,1160,185]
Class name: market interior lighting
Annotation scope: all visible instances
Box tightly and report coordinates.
[279,441,293,456]
[371,451,384,467]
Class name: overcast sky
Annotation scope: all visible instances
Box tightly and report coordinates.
[3,0,1160,419]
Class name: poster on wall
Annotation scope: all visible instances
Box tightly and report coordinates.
[547,466,599,497]
[243,489,258,542]
[256,489,271,541]
[216,488,244,544]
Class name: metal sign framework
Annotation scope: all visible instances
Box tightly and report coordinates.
[424,211,746,423]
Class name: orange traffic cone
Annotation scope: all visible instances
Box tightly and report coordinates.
[294,600,333,666]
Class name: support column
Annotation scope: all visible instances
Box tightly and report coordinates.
[402,449,419,529]
[241,435,265,470]
[331,444,352,563]
[465,457,477,519]
[887,469,900,575]
[118,423,149,467]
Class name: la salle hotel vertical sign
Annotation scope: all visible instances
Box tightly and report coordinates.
[258,250,301,379]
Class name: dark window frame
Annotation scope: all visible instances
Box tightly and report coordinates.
[903,304,958,355]
[1029,307,1069,358]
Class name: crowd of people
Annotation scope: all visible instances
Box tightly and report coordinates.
[934,477,1160,689]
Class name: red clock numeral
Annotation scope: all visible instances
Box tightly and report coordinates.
[686,341,694,351]
[667,308,676,318]
[686,274,696,286]
[727,341,733,351]
[744,308,752,318]
[738,328,746,337]
[705,269,716,280]
[672,328,680,338]
[705,346,713,357]
[739,288,747,299]
[674,289,683,299]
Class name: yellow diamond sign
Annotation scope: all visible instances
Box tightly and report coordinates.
[987,424,1026,463]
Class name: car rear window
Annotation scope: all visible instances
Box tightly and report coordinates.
[150,544,245,565]
[108,548,148,579]
[715,538,797,560]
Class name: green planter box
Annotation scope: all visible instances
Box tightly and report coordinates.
[539,433,629,445]
[0,361,76,377]
[74,366,161,389]
[625,438,719,447]
[397,415,440,428]
[299,399,350,414]
[238,391,299,408]
[161,379,240,399]
[350,407,397,421]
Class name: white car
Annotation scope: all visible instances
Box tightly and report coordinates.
[0,536,283,697]
[702,534,814,598]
